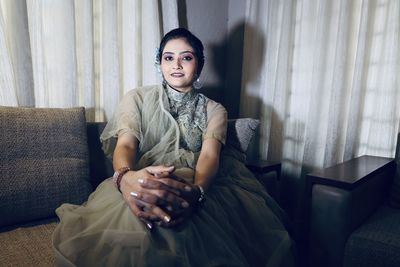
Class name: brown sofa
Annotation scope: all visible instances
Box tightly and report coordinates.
[0,106,275,266]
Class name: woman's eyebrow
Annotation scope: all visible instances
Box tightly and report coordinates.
[162,50,195,55]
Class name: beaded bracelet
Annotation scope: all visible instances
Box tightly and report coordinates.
[197,185,206,204]
[112,167,131,192]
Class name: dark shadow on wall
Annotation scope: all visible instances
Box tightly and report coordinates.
[177,0,188,29]
[222,22,246,119]
[200,21,260,120]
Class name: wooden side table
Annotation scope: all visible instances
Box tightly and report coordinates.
[307,155,394,190]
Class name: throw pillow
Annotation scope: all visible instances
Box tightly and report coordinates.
[224,118,260,162]
[0,106,92,227]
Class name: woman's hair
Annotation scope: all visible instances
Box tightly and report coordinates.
[157,28,205,75]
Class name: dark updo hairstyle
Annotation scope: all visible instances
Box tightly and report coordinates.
[157,28,205,76]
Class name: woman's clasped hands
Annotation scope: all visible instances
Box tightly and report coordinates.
[119,165,201,229]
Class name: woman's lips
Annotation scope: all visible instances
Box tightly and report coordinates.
[171,73,184,77]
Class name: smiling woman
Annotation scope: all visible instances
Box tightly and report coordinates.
[52,28,295,267]
[160,39,198,92]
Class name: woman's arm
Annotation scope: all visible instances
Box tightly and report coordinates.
[113,132,138,174]
[194,138,222,191]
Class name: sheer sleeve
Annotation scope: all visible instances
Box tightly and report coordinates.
[100,89,143,159]
[203,100,228,144]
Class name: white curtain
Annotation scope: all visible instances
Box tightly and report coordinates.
[241,0,400,218]
[0,0,178,121]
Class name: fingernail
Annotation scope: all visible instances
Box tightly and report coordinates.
[130,191,138,197]
[163,215,171,223]
[184,186,191,192]
[146,222,153,229]
[138,178,144,184]
[182,201,189,208]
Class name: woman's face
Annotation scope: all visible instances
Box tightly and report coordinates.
[160,38,198,92]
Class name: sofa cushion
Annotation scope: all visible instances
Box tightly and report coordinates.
[0,107,92,227]
[224,118,259,162]
[0,222,57,266]
[344,205,400,267]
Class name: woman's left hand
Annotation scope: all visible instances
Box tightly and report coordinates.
[137,175,202,227]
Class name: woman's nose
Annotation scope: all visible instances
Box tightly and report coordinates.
[173,59,182,69]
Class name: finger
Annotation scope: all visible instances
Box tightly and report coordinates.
[138,189,189,209]
[159,178,193,194]
[134,199,172,224]
[138,176,180,193]
[138,177,170,190]
[146,165,175,175]
[131,190,169,208]
[126,199,154,229]
[161,216,186,228]
[139,177,183,197]
[154,171,173,178]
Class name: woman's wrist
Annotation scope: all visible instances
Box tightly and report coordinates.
[113,167,132,192]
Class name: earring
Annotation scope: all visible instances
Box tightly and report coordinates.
[193,77,203,90]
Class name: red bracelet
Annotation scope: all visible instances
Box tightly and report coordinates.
[112,167,131,192]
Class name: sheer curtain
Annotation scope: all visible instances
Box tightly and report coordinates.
[241,0,400,219]
[0,0,178,121]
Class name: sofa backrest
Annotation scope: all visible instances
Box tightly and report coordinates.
[86,122,113,188]
[0,106,93,227]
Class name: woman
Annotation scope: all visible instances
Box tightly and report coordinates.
[53,28,294,267]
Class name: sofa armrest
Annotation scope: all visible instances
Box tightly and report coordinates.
[246,160,281,202]
[308,155,395,267]
[86,122,113,188]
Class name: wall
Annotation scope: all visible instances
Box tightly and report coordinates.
[178,0,246,118]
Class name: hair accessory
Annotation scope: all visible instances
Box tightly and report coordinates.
[154,47,163,80]
[193,77,203,89]
[113,167,131,192]
[154,47,161,66]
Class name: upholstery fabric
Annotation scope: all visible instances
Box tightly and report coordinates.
[226,118,259,156]
[344,205,400,267]
[0,106,92,227]
[0,222,57,266]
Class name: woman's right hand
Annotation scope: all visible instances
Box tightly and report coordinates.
[119,165,190,228]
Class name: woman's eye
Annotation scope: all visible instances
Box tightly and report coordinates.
[182,56,193,61]
[164,56,173,61]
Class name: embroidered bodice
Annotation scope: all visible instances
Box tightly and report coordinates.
[164,85,207,152]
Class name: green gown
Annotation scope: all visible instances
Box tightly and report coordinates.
[52,85,294,267]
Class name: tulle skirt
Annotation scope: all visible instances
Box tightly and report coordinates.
[52,160,294,267]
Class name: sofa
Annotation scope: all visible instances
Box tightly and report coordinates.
[308,133,400,267]
[0,106,277,266]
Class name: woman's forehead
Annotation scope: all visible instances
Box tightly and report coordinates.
[163,38,194,53]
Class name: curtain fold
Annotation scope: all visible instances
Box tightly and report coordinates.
[241,0,400,222]
[242,0,400,170]
[0,0,178,121]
